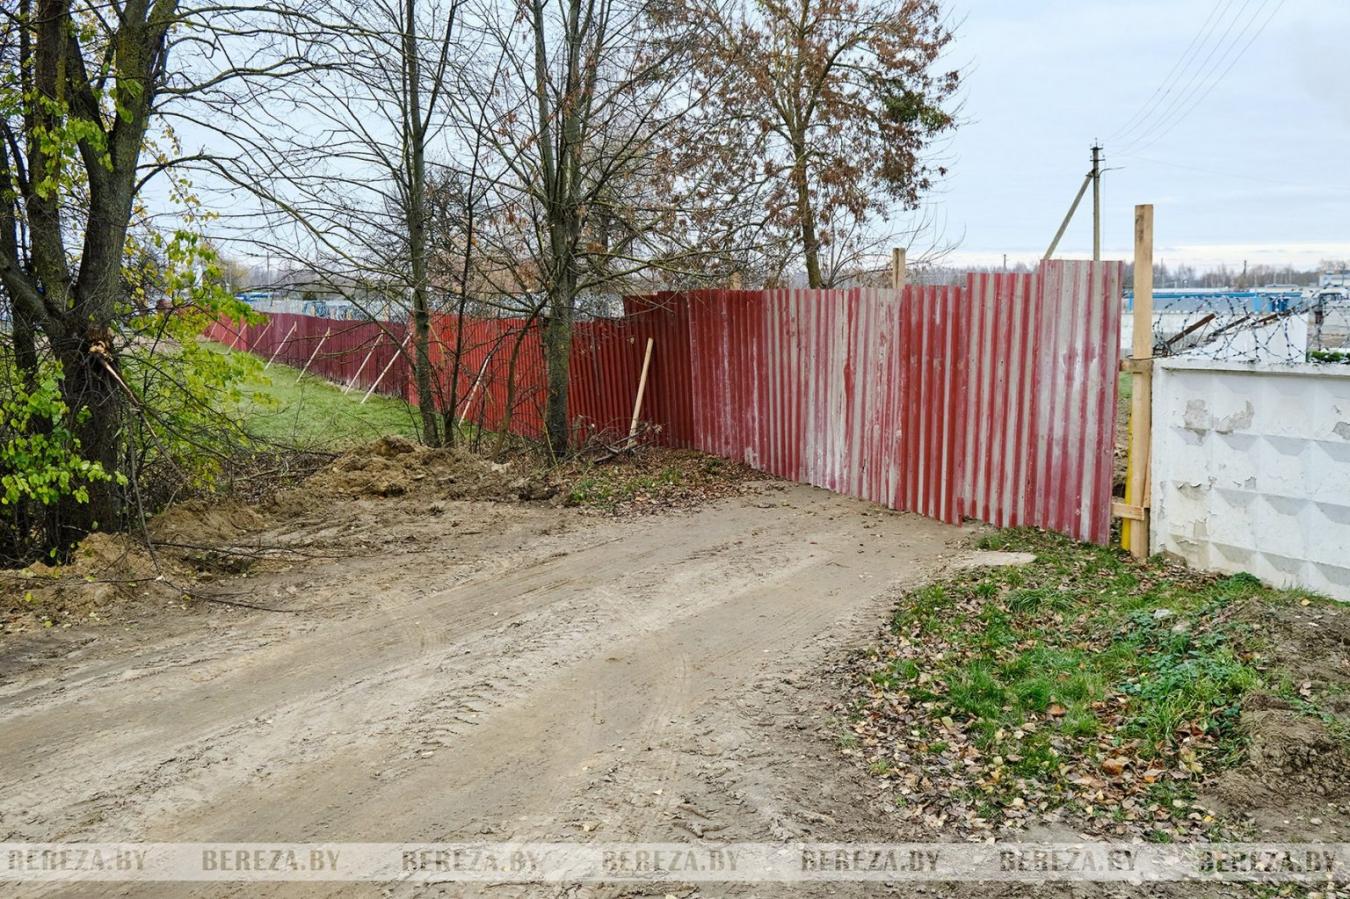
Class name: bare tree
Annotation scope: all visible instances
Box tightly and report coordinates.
[470,0,759,453]
[699,0,960,287]
[196,0,466,446]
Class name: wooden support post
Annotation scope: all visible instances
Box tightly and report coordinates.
[891,248,907,290]
[457,350,494,425]
[264,323,298,370]
[629,337,655,439]
[229,323,246,351]
[1045,173,1092,260]
[297,327,331,383]
[249,320,273,353]
[1123,204,1154,559]
[362,333,411,405]
[343,340,379,394]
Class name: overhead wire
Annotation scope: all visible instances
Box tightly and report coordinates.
[1121,0,1288,156]
[1107,0,1236,146]
[1116,0,1267,154]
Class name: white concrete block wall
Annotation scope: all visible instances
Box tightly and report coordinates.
[1150,359,1350,600]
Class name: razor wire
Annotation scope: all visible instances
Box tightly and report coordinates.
[1125,289,1350,365]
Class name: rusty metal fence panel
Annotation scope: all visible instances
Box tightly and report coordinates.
[208,259,1123,544]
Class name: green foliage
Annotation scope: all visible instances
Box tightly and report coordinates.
[118,227,263,490]
[0,368,116,508]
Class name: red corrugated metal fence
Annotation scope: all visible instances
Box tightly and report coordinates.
[209,259,1122,543]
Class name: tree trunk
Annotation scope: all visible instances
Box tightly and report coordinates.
[55,335,122,548]
[404,0,441,447]
[791,138,823,288]
[542,283,574,457]
[410,287,440,446]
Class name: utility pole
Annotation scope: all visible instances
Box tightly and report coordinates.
[1044,143,1103,262]
[1090,143,1102,263]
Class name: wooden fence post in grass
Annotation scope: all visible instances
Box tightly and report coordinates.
[343,339,380,394]
[1120,204,1154,559]
[297,327,332,383]
[892,247,907,290]
[363,333,411,405]
[628,337,654,439]
[261,322,297,367]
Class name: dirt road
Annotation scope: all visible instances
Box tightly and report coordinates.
[1,482,974,896]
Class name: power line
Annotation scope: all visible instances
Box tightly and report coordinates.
[1117,0,1271,154]
[1119,151,1350,194]
[1107,0,1235,145]
[1122,0,1288,156]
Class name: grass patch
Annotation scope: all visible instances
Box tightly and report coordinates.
[212,343,422,450]
[845,528,1339,839]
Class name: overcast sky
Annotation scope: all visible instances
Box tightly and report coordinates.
[929,0,1350,271]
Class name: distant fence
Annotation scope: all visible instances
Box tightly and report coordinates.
[210,259,1124,544]
[205,313,413,400]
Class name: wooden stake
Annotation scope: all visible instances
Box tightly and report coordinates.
[458,350,495,425]
[628,337,655,439]
[362,333,411,405]
[296,328,331,383]
[249,320,273,353]
[891,247,907,290]
[343,339,379,394]
[1123,204,1154,559]
[264,323,298,370]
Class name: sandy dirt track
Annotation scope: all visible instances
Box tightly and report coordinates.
[1,483,988,897]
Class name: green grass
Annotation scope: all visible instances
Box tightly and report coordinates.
[900,531,1267,765]
[852,529,1340,835]
[213,343,422,450]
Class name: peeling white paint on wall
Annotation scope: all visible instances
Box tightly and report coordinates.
[1151,359,1350,601]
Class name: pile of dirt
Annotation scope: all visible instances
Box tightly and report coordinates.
[148,497,268,546]
[1201,598,1350,839]
[1,532,182,635]
[267,435,557,518]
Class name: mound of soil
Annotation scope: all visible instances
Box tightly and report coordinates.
[1,532,179,635]
[148,498,268,546]
[1201,599,1350,839]
[1205,698,1350,839]
[267,436,557,519]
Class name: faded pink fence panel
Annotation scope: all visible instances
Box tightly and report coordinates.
[957,262,1122,543]
[671,262,1120,539]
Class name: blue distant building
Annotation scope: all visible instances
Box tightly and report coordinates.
[1123,289,1303,314]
